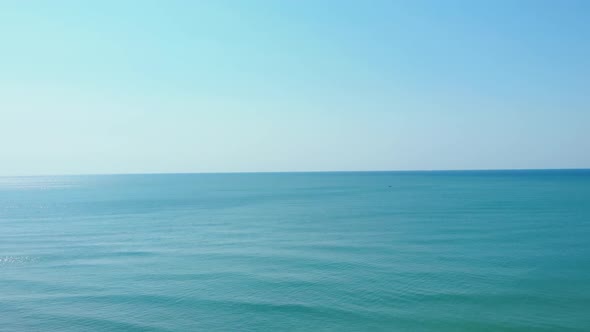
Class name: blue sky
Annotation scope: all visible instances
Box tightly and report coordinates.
[1,0,588,175]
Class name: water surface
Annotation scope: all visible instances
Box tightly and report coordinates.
[1,170,589,331]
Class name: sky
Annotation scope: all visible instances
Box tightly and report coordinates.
[1,0,589,175]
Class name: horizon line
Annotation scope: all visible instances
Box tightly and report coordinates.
[2,167,589,178]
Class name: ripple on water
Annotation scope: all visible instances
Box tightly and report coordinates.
[0,256,38,266]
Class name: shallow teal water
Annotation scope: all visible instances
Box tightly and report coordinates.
[1,170,589,331]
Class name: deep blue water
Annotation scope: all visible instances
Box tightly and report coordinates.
[1,170,589,331]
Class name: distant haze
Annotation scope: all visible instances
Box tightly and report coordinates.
[1,0,589,176]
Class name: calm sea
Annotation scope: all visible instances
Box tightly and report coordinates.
[1,170,589,331]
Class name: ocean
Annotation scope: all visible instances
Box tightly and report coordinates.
[1,170,589,331]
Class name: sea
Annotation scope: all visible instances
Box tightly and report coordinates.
[1,170,589,331]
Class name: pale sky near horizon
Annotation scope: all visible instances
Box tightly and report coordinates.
[1,0,589,176]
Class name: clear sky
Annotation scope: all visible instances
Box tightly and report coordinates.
[1,0,588,175]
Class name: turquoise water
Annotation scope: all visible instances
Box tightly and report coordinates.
[1,170,589,331]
